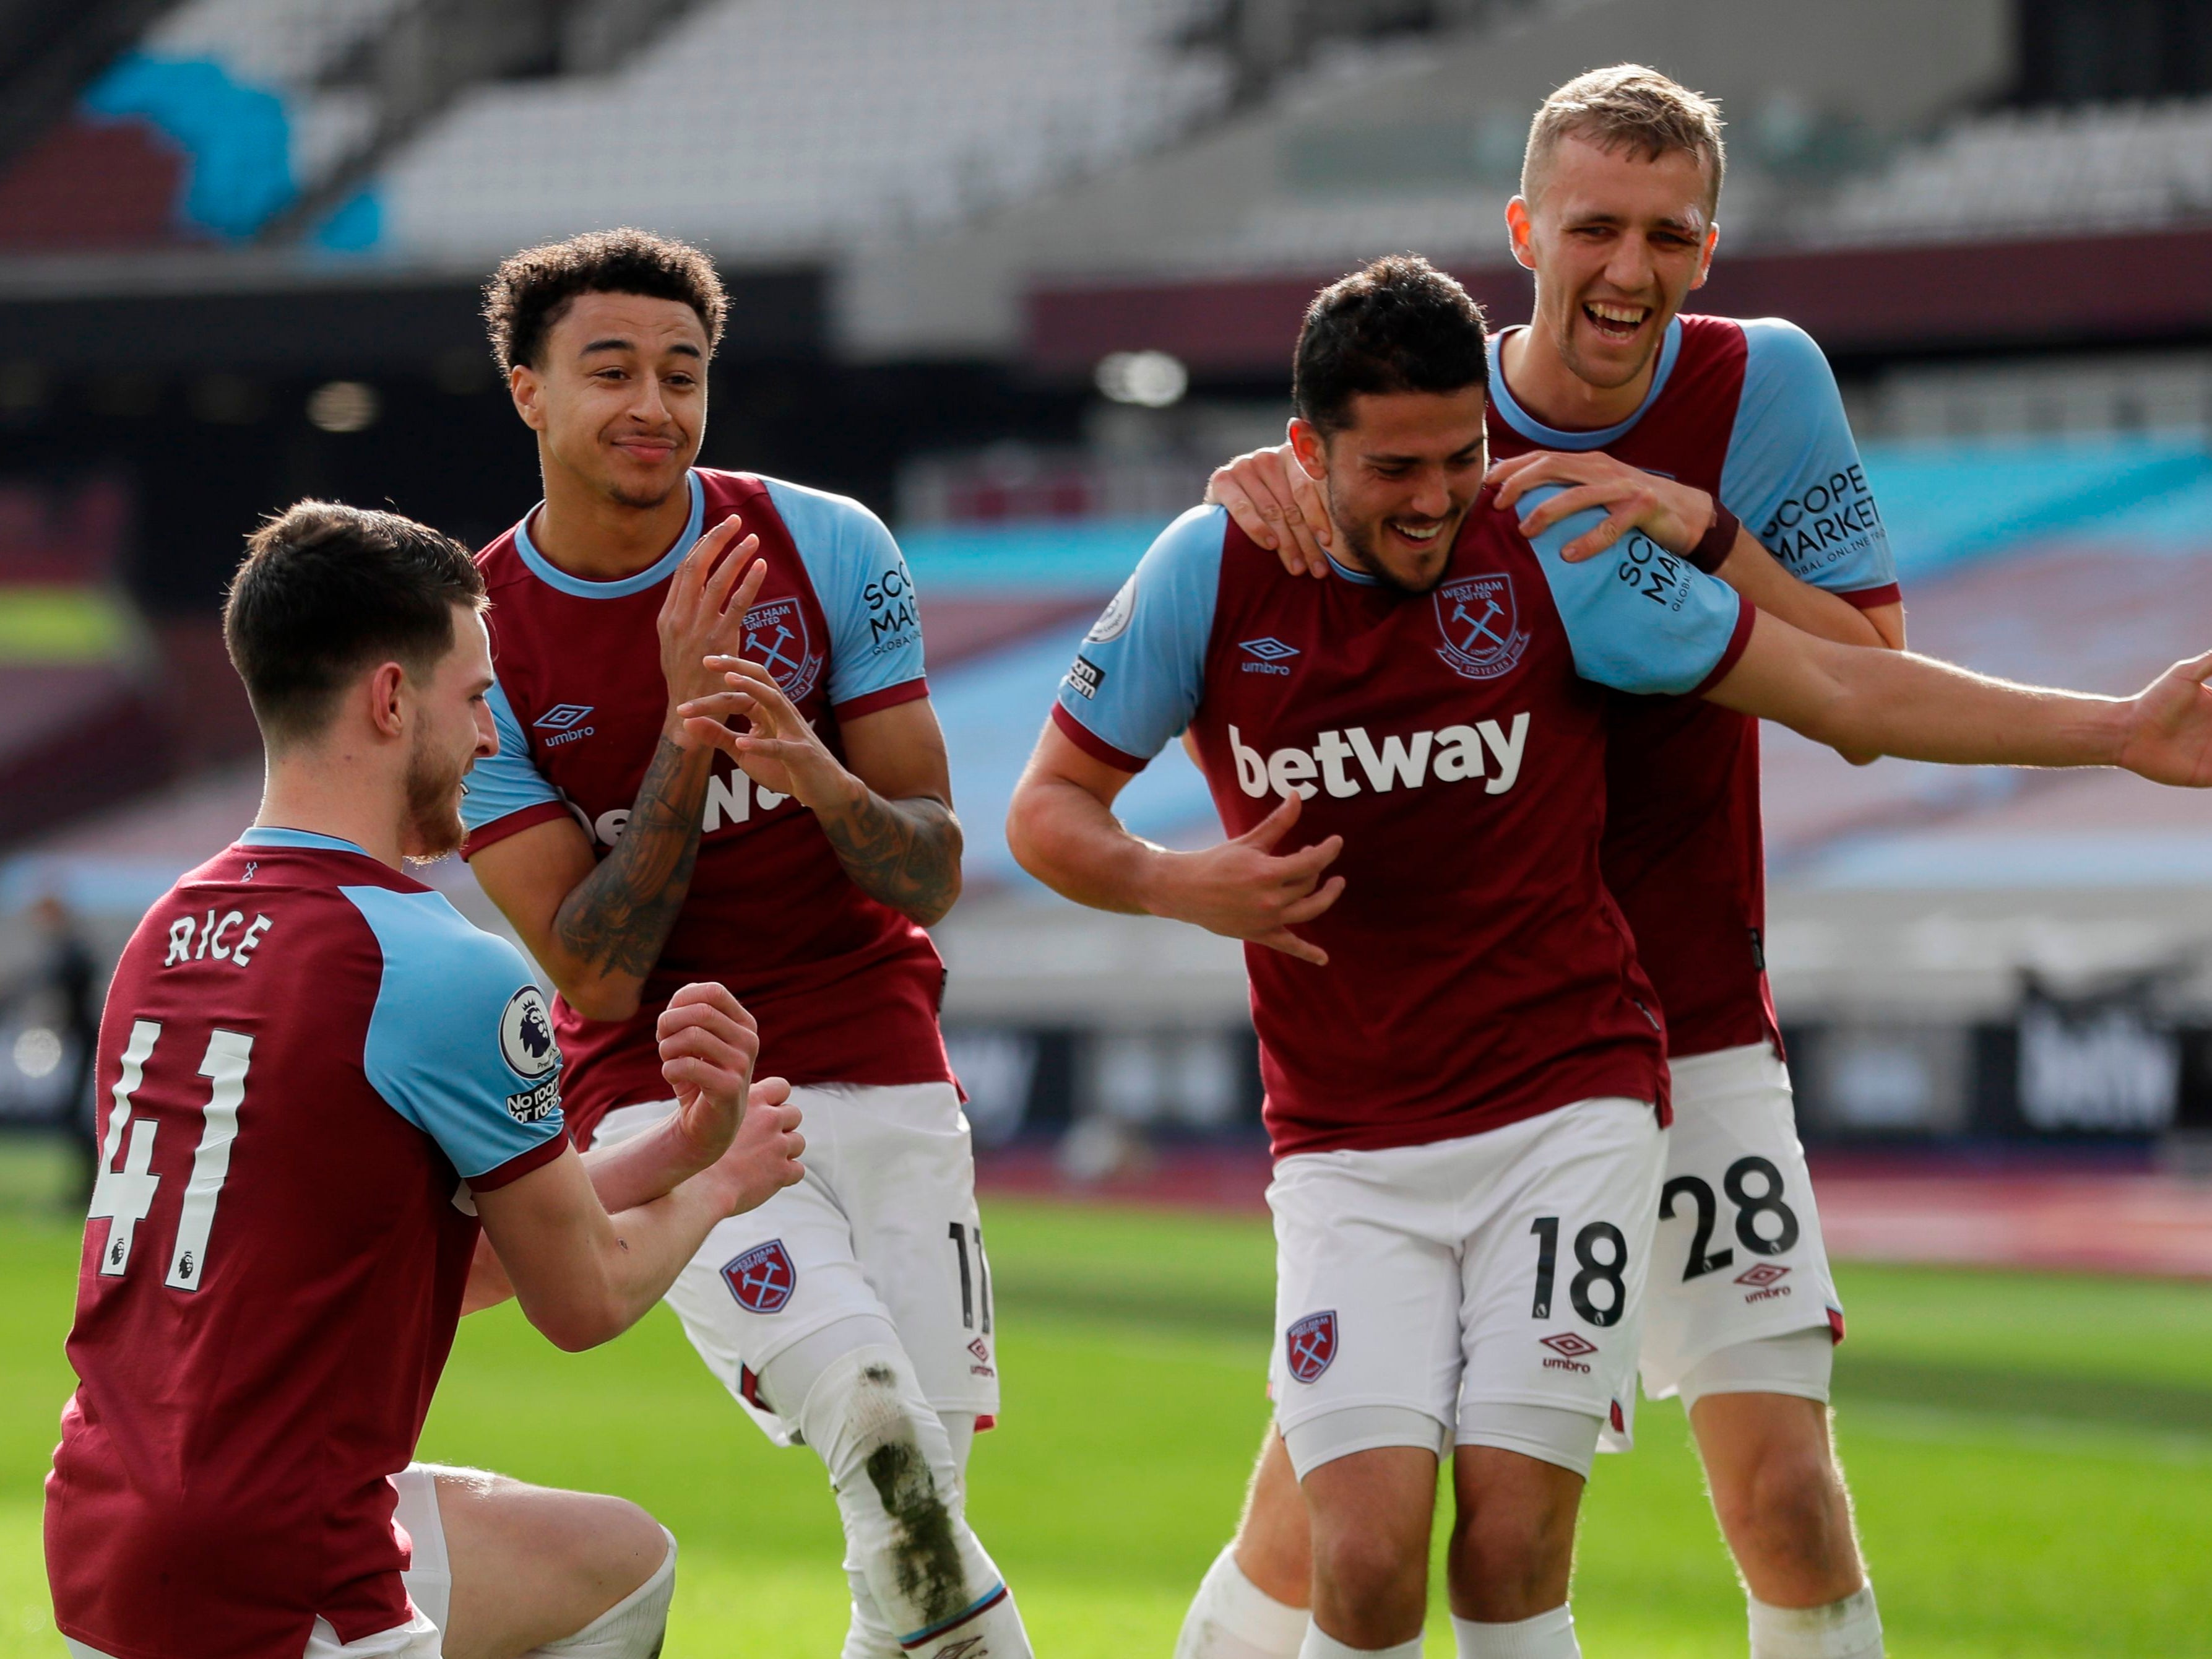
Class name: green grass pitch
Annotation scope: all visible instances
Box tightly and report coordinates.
[6,1167,2211,1656]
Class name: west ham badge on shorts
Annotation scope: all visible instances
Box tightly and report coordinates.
[1285,1310,1337,1383]
[742,596,823,702]
[722,1239,798,1314]
[1433,573,1529,682]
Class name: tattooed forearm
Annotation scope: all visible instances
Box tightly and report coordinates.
[818,791,964,927]
[553,736,711,987]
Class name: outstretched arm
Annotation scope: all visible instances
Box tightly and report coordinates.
[470,521,765,1019]
[1706,610,2212,783]
[1005,720,1346,965]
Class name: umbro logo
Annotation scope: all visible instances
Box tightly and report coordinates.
[1736,1262,1794,1302]
[1240,637,1298,677]
[534,703,598,748]
[1539,1331,1597,1374]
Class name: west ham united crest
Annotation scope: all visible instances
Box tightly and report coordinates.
[743,597,823,702]
[1433,573,1529,682]
[1285,1310,1337,1383]
[722,1239,798,1313]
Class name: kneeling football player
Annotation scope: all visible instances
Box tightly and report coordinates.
[46,501,805,1659]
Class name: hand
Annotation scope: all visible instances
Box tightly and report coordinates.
[658,515,767,739]
[655,982,761,1164]
[677,658,859,813]
[1488,449,1717,563]
[1208,443,1333,577]
[706,1080,805,1216]
[1146,790,1346,965]
[2117,651,2212,786]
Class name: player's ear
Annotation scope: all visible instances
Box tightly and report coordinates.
[1287,418,1327,481]
[1690,222,1719,290]
[510,362,545,431]
[1505,197,1537,272]
[366,660,408,739]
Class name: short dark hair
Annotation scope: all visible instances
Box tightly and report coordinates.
[483,227,728,374]
[223,501,486,745]
[1292,254,1488,436]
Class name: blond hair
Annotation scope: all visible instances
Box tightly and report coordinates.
[1521,64,1726,212]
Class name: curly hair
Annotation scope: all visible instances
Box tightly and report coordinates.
[1292,254,1488,437]
[482,228,728,374]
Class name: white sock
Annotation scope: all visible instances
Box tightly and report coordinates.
[778,1341,1030,1659]
[1748,1584,1883,1659]
[1298,1626,1423,1659]
[1452,1603,1579,1659]
[1176,1543,1310,1659]
[842,1573,901,1659]
[524,1527,676,1658]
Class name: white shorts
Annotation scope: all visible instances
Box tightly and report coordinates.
[593,1081,998,1447]
[1266,1097,1664,1462]
[1640,1044,1845,1401]
[62,1465,449,1659]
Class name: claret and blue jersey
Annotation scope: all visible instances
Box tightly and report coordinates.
[1053,490,1753,1159]
[1488,313,1901,1059]
[460,467,955,1143]
[49,829,566,1659]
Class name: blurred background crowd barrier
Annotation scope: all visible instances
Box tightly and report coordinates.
[4,0,2212,1249]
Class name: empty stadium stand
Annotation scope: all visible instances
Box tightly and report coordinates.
[1825,98,2212,246]
[371,0,1234,261]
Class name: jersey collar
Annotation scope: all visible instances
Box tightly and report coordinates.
[1487,317,1684,451]
[238,826,369,855]
[513,469,706,599]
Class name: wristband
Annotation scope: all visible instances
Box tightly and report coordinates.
[1687,501,1739,574]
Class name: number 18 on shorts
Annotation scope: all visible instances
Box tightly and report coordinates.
[1266,1098,1666,1453]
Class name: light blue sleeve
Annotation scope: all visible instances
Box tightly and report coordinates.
[344,885,566,1182]
[1523,485,1751,695]
[1051,505,1225,769]
[1721,319,1898,594]
[460,680,562,835]
[764,477,927,712]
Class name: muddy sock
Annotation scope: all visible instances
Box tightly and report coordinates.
[774,1336,1031,1659]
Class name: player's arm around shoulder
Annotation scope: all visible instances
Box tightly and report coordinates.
[1006,507,1346,966]
[1490,444,1903,654]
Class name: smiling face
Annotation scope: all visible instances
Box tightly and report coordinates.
[512,290,709,511]
[1510,133,1718,393]
[400,607,498,862]
[1290,386,1488,595]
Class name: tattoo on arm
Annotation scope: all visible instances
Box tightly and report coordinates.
[554,737,710,982]
[819,791,964,927]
